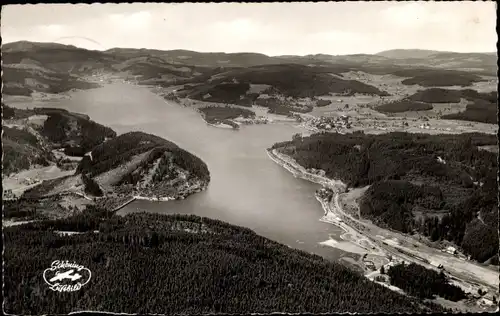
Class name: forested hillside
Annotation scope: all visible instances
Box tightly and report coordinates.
[77,131,209,182]
[76,131,210,200]
[3,210,445,314]
[2,65,101,96]
[375,100,433,113]
[2,105,116,175]
[272,132,498,263]
[397,70,484,87]
[442,98,498,124]
[178,64,390,103]
[387,263,466,301]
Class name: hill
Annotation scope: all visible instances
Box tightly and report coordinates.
[2,41,494,96]
[376,49,496,74]
[2,65,101,96]
[106,47,284,67]
[376,49,450,59]
[271,132,498,264]
[1,40,79,52]
[3,108,210,220]
[176,64,389,113]
[2,105,116,176]
[3,210,444,314]
[75,131,210,199]
[2,41,122,74]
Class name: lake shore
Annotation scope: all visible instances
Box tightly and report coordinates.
[268,146,499,307]
[266,148,347,192]
[267,147,387,258]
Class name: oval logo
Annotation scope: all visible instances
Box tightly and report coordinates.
[43,260,92,292]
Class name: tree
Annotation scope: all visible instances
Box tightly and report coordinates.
[380,266,385,274]
[292,133,302,142]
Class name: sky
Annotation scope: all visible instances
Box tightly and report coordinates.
[1,2,497,56]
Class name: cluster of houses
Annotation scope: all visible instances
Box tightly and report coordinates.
[237,116,268,125]
[309,115,352,131]
[419,122,432,129]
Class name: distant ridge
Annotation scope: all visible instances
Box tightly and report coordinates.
[2,40,79,52]
[376,49,496,59]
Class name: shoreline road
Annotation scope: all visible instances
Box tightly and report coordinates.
[268,148,499,297]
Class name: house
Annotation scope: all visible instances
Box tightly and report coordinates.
[445,246,457,255]
[430,261,441,268]
[437,156,446,164]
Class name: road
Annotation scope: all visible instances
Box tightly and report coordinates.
[327,191,498,295]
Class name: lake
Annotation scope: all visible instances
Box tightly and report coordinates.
[10,83,355,262]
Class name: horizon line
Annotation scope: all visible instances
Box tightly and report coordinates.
[1,40,497,57]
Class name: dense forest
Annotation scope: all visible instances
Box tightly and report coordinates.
[272,132,498,263]
[179,64,389,102]
[228,64,391,98]
[3,198,51,220]
[2,85,33,96]
[407,88,495,104]
[442,98,498,124]
[187,82,259,106]
[122,61,195,81]
[255,97,313,115]
[77,131,210,182]
[82,173,104,197]
[404,89,497,124]
[316,99,332,107]
[397,70,483,87]
[3,209,445,314]
[387,263,466,301]
[375,99,433,113]
[198,106,255,124]
[40,109,116,154]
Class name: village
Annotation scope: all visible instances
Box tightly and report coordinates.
[295,113,352,133]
